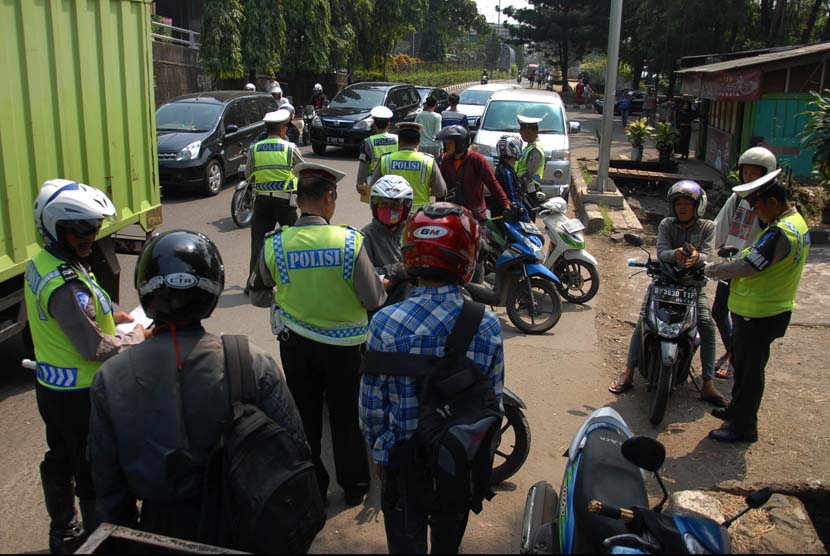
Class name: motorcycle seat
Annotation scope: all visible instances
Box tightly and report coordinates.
[571,427,649,553]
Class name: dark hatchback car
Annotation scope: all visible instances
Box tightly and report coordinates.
[309,82,421,155]
[593,90,646,116]
[415,86,450,112]
[156,91,279,195]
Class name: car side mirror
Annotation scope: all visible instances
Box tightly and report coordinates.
[569,121,581,134]
[225,124,239,134]
[621,436,666,472]
[323,100,330,107]
[238,164,246,178]
[387,103,398,112]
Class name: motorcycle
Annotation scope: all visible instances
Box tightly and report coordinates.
[465,217,562,334]
[520,406,773,554]
[493,388,530,484]
[302,105,316,146]
[231,164,255,228]
[625,233,706,425]
[538,198,600,304]
[481,74,490,85]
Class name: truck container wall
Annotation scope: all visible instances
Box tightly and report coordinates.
[0,0,161,285]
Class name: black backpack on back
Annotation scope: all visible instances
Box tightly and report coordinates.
[199,335,326,553]
[360,300,503,514]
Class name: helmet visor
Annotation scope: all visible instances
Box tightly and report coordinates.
[60,219,104,238]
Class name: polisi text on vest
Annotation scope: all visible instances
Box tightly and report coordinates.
[391,160,422,171]
[287,248,342,269]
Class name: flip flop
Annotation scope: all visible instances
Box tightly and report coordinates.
[715,367,732,380]
[701,393,729,407]
[609,379,634,395]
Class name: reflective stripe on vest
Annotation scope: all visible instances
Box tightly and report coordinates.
[517,142,545,184]
[24,250,117,390]
[367,133,399,173]
[728,211,811,319]
[251,138,297,193]
[380,150,434,207]
[265,225,368,346]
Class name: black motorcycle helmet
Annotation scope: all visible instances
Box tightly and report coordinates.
[135,230,225,323]
[437,125,470,153]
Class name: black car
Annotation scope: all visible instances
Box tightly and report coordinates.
[415,86,450,112]
[156,91,279,196]
[309,82,421,155]
[593,90,646,116]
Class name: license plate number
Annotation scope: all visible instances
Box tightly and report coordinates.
[653,286,695,305]
[520,222,542,235]
[327,137,344,145]
[563,218,584,233]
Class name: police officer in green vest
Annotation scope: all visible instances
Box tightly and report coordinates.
[516,114,546,194]
[704,170,810,443]
[245,109,304,293]
[356,106,398,190]
[260,163,386,506]
[371,122,447,208]
[25,179,149,553]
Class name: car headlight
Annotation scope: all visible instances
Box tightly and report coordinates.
[656,319,683,338]
[176,140,202,161]
[470,143,491,156]
[549,149,570,161]
[353,117,373,131]
[312,116,323,128]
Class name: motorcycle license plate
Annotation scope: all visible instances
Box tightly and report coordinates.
[520,222,542,235]
[563,218,585,233]
[327,137,345,145]
[653,285,696,305]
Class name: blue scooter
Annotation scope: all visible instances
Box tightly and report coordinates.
[520,407,773,554]
[465,217,562,334]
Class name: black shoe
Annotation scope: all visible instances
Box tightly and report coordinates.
[708,425,757,443]
[344,485,369,507]
[711,408,731,421]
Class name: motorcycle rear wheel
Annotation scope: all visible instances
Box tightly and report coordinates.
[231,187,254,228]
[506,277,562,334]
[554,259,600,304]
[491,405,531,485]
[648,362,673,425]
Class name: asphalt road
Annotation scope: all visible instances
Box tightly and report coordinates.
[0,89,614,553]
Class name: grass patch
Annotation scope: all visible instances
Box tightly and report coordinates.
[598,204,614,236]
[352,69,508,87]
[580,164,594,188]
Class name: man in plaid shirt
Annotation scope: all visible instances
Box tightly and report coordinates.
[359,203,505,554]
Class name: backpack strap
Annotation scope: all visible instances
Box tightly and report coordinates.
[221,335,256,405]
[446,301,485,359]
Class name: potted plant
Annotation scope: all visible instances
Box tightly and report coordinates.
[624,118,653,162]
[654,121,680,163]
[799,89,830,224]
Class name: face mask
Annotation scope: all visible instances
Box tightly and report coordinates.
[377,207,403,226]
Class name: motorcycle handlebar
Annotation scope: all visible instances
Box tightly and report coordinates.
[627,260,648,268]
[588,500,635,523]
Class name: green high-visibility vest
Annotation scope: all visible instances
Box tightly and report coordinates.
[265,225,369,346]
[516,141,545,184]
[250,137,298,193]
[365,132,398,174]
[24,249,117,391]
[729,211,810,318]
[380,149,435,207]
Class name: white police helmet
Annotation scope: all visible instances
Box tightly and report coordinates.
[34,179,116,247]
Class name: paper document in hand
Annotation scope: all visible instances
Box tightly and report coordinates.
[116,305,154,335]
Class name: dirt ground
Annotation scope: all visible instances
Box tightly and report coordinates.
[587,232,830,543]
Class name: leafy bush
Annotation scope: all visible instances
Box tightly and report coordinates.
[351,68,507,87]
[800,89,830,191]
[624,118,653,147]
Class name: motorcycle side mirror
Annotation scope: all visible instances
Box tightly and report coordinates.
[238,164,247,178]
[722,487,773,528]
[718,246,739,259]
[304,105,315,114]
[623,233,644,247]
[621,436,665,472]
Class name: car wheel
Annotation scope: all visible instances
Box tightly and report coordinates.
[203,160,224,196]
[312,142,326,155]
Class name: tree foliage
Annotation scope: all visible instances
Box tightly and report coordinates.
[800,89,830,187]
[282,0,332,73]
[419,0,488,62]
[201,0,244,79]
[239,0,285,75]
[330,0,374,70]
[362,0,429,73]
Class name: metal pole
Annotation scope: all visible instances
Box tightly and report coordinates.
[595,0,623,193]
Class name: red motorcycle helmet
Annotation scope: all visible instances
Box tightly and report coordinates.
[402,202,480,284]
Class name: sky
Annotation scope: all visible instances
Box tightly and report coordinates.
[474,0,530,24]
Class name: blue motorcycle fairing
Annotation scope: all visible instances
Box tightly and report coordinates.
[526,263,560,283]
[609,547,646,555]
[674,514,731,554]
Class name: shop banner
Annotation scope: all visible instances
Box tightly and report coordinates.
[681,69,762,101]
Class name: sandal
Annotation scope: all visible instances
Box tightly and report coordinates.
[700,393,729,407]
[609,377,634,395]
[715,367,732,380]
[714,353,733,380]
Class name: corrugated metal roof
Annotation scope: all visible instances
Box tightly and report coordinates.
[676,42,830,74]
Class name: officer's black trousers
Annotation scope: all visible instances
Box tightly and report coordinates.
[248,195,298,280]
[279,332,370,498]
[36,382,95,500]
[728,311,791,432]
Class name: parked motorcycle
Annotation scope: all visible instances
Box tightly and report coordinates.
[493,387,530,484]
[539,198,600,304]
[302,105,316,146]
[519,406,773,554]
[465,217,562,334]
[231,164,254,228]
[625,233,705,425]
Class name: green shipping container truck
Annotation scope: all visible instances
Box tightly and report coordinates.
[0,0,162,347]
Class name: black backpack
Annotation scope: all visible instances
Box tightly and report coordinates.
[360,301,503,514]
[199,335,326,553]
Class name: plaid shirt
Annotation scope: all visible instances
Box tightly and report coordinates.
[359,285,505,465]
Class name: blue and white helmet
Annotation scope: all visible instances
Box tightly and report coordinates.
[667,180,707,218]
[496,135,523,159]
[33,179,116,247]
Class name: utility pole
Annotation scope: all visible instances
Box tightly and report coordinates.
[595,0,623,193]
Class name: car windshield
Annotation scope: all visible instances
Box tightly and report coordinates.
[416,88,432,101]
[156,102,222,132]
[481,100,565,133]
[328,87,386,110]
[459,90,494,106]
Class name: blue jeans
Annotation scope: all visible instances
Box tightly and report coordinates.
[621,109,630,127]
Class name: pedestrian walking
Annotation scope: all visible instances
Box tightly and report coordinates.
[642,88,657,125]
[356,106,398,190]
[705,170,810,443]
[619,91,633,128]
[25,179,149,553]
[245,109,302,296]
[415,96,443,158]
[359,203,505,554]
[260,162,387,506]
[372,122,447,208]
[441,94,470,128]
[675,99,697,159]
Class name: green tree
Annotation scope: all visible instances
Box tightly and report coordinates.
[363,0,428,74]
[201,0,244,79]
[419,0,488,62]
[282,0,332,74]
[330,0,374,71]
[239,0,285,77]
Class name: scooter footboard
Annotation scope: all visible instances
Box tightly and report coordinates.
[525,263,560,283]
[521,481,560,554]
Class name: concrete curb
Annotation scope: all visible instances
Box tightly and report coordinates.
[571,160,644,234]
